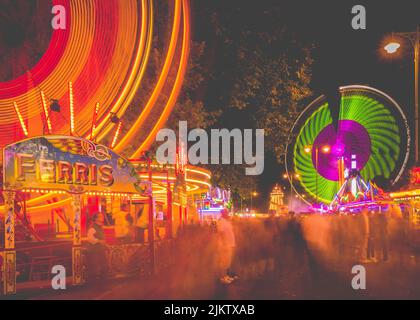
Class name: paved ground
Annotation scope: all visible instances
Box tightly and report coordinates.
[11,255,420,300]
[4,217,420,300]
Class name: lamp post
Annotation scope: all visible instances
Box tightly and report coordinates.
[304,144,331,202]
[384,26,419,164]
[250,191,258,212]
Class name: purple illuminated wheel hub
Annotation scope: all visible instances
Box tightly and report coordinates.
[312,120,371,181]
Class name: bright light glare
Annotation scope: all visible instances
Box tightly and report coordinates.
[321,145,331,153]
[384,42,400,54]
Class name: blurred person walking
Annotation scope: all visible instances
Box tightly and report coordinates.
[114,203,130,243]
[360,209,370,263]
[87,213,108,281]
[135,206,148,243]
[367,211,378,262]
[377,210,389,262]
[217,209,237,284]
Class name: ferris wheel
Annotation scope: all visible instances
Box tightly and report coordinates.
[285,85,410,204]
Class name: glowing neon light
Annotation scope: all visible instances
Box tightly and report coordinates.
[114,0,182,153]
[0,1,186,208]
[186,168,212,179]
[292,86,408,203]
[69,81,75,135]
[133,0,190,154]
[13,102,28,137]
[40,91,52,133]
[93,0,153,143]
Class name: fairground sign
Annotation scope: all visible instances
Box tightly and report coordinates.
[3,135,150,195]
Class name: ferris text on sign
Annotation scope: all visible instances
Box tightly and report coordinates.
[15,153,114,187]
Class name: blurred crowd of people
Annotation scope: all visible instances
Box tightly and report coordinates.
[83,202,416,297]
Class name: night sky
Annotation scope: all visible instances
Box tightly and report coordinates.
[191,0,420,208]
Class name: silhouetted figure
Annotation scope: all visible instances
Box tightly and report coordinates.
[377,211,389,262]
[367,211,376,261]
[217,210,236,284]
[87,213,108,281]
[360,209,370,262]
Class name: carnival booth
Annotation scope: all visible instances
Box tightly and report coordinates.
[131,160,211,235]
[195,187,231,221]
[390,167,420,237]
[0,135,151,295]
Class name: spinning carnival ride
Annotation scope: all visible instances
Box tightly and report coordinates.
[0,0,208,215]
[0,0,189,152]
[285,85,410,208]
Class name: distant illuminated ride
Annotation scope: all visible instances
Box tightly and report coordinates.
[285,85,410,204]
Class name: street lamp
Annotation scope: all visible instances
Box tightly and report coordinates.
[384,26,419,164]
[304,144,331,202]
[250,191,258,212]
[384,42,401,54]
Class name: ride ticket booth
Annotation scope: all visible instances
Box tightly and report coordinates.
[1,135,151,295]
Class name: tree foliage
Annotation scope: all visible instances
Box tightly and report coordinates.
[199,4,314,205]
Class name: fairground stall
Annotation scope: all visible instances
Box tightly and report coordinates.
[390,167,420,240]
[193,187,231,222]
[0,0,195,296]
[130,159,212,237]
[0,135,151,294]
[0,136,211,295]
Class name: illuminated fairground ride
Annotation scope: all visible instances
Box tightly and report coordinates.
[195,187,232,221]
[285,85,410,212]
[0,0,213,294]
[0,0,210,212]
[0,0,190,151]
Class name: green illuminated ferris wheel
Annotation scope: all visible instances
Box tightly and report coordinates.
[285,85,410,204]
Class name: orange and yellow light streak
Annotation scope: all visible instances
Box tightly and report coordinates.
[3,1,192,213]
[26,198,72,213]
[9,1,143,211]
[0,1,151,212]
[186,167,211,180]
[132,0,190,156]
[40,91,52,134]
[13,101,28,137]
[185,178,211,189]
[69,81,75,135]
[113,0,182,152]
[0,1,94,127]
[93,0,153,142]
